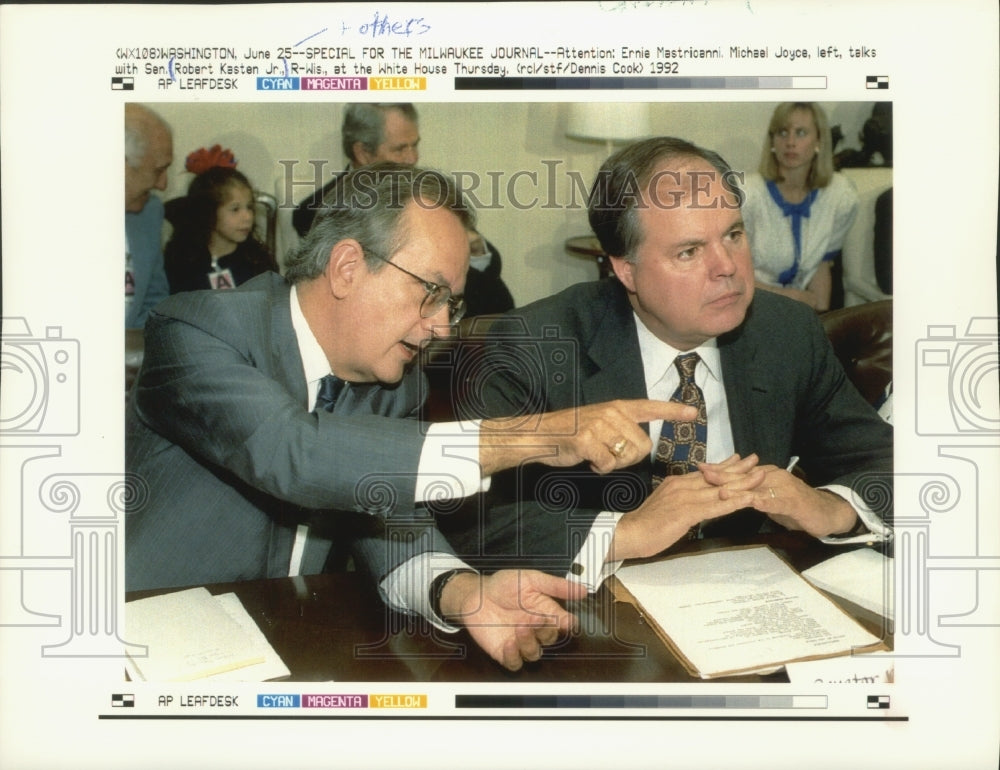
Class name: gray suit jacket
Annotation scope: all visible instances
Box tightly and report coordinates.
[126,271,454,591]
[439,278,893,571]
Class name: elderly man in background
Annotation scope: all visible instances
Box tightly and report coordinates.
[291,102,514,316]
[292,103,420,237]
[124,103,172,330]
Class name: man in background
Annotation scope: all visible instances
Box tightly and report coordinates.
[292,103,514,316]
[124,103,172,330]
[292,103,420,237]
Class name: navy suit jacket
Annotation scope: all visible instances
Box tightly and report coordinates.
[126,271,455,591]
[439,278,893,572]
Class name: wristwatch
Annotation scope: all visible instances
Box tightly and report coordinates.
[429,568,477,620]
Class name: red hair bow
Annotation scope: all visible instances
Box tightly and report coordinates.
[185,144,237,174]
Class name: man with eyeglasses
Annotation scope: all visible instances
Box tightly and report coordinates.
[126,163,693,671]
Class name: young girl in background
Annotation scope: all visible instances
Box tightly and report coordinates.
[164,146,276,293]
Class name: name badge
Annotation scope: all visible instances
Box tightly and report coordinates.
[208,267,236,290]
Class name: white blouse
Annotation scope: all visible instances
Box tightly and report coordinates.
[741,171,859,290]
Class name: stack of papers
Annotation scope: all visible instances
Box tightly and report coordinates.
[124,587,290,681]
[613,545,887,679]
[802,548,894,620]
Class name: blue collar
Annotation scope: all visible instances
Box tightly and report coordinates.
[765,180,819,285]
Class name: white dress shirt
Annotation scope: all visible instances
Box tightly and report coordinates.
[289,285,479,629]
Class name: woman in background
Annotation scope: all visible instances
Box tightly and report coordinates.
[742,102,858,312]
[164,146,276,294]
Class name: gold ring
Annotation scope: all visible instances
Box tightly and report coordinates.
[611,439,628,457]
[769,487,776,499]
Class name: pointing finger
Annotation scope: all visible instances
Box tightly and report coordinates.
[615,399,698,424]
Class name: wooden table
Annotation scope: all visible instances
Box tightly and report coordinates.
[126,532,891,682]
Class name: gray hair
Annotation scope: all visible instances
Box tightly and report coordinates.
[124,103,171,168]
[588,136,744,262]
[341,103,418,164]
[283,163,475,284]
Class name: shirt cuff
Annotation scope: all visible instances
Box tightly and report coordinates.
[818,484,892,545]
[566,511,624,593]
[415,421,491,501]
[379,552,474,633]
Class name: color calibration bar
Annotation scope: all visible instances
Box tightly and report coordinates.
[255,75,826,91]
[255,76,425,90]
[456,695,827,709]
[455,75,827,90]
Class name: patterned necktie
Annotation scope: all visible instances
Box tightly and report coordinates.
[315,374,345,413]
[652,353,708,480]
[652,353,707,540]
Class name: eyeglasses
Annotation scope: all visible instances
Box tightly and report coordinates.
[367,251,466,324]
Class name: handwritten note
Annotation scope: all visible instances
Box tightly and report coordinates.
[786,653,894,684]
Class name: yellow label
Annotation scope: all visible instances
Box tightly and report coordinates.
[368,694,428,709]
[369,76,426,90]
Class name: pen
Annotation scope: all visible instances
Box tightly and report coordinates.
[786,455,800,472]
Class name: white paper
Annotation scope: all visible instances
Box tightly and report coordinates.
[802,548,894,620]
[1,2,997,768]
[204,593,291,682]
[125,587,268,681]
[616,547,883,678]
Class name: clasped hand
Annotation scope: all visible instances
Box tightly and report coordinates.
[612,454,859,561]
[611,453,763,561]
[702,456,858,538]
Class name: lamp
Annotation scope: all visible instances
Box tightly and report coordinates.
[565,103,652,157]
[564,103,652,280]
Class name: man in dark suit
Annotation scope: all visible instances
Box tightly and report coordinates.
[292,104,515,317]
[291,103,420,238]
[126,163,687,670]
[443,137,892,589]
